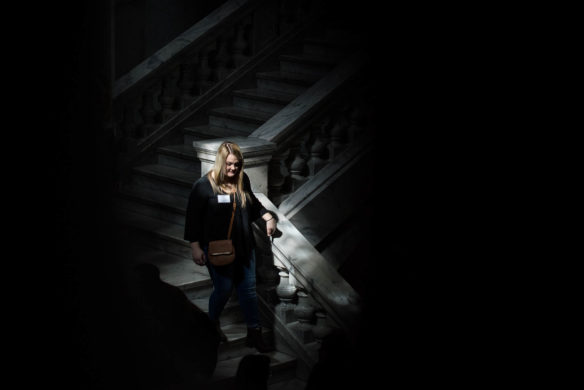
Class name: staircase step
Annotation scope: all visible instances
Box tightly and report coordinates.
[217,323,249,351]
[130,164,197,199]
[217,323,275,359]
[116,238,211,292]
[208,351,297,389]
[157,144,201,173]
[116,208,191,258]
[190,295,245,326]
[232,88,297,114]
[183,124,251,146]
[209,106,274,133]
[111,14,366,389]
[255,70,319,94]
[116,185,188,225]
[279,53,337,77]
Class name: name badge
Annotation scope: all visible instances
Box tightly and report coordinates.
[217,194,231,203]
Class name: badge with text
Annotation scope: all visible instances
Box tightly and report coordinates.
[217,194,231,203]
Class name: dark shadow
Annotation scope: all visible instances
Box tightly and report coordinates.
[235,354,271,390]
[305,330,357,389]
[125,262,220,389]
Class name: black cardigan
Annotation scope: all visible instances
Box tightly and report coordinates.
[184,172,268,263]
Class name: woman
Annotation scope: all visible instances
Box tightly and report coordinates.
[184,141,276,353]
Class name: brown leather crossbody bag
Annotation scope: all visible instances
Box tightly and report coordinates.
[208,194,236,266]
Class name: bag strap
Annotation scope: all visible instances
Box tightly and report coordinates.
[227,193,236,239]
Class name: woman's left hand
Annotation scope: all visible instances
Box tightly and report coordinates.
[266,218,277,236]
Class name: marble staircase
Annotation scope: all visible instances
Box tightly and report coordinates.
[115,20,361,260]
[116,234,305,389]
[114,14,363,390]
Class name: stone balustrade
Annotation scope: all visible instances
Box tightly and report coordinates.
[266,98,371,206]
[251,193,361,367]
[186,47,374,365]
[112,0,317,173]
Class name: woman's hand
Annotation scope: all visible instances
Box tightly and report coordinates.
[190,242,206,266]
[266,217,277,236]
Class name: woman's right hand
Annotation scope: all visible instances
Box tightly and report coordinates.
[191,242,206,266]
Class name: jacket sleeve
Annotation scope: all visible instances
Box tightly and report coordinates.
[184,178,208,243]
[243,173,268,220]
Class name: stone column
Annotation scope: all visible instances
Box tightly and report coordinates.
[192,136,276,195]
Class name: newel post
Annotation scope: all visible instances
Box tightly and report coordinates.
[192,136,276,195]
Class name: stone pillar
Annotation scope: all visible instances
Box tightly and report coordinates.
[192,136,276,195]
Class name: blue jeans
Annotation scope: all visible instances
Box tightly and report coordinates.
[205,249,260,329]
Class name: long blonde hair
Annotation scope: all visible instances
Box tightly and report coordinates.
[207,141,248,207]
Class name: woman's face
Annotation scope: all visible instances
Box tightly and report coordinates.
[224,153,241,179]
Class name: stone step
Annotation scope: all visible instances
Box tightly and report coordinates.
[255,70,319,94]
[279,53,337,77]
[157,144,202,173]
[183,124,251,146]
[232,88,297,115]
[217,322,249,352]
[209,106,273,133]
[129,164,197,199]
[115,240,300,390]
[208,350,297,389]
[116,208,191,258]
[190,295,246,326]
[216,323,276,359]
[115,237,211,292]
[116,185,188,226]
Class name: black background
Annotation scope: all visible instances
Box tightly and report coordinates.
[37,1,543,388]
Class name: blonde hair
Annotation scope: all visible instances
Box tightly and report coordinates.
[207,141,248,207]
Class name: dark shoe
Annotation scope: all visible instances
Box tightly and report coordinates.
[246,327,273,353]
[214,320,227,343]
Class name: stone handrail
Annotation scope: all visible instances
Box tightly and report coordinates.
[112,0,324,179]
[114,0,249,100]
[249,49,373,206]
[249,50,368,145]
[254,192,362,337]
[277,134,375,246]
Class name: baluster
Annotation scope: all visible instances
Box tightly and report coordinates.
[124,97,143,139]
[275,271,297,324]
[268,149,290,205]
[312,310,333,342]
[232,22,248,68]
[140,87,157,137]
[288,133,310,191]
[328,110,349,160]
[160,66,179,122]
[118,98,142,157]
[347,104,366,142]
[315,116,332,162]
[213,36,231,81]
[178,60,196,109]
[292,289,316,343]
[307,125,328,176]
[196,48,212,94]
